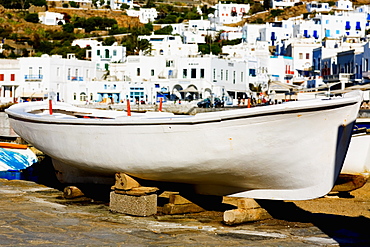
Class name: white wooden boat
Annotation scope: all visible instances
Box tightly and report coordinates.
[342,126,370,175]
[5,91,362,200]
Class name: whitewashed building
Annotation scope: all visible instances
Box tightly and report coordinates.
[306,2,332,13]
[126,8,157,23]
[72,39,101,48]
[16,54,97,104]
[39,11,65,25]
[259,20,294,46]
[333,0,353,12]
[0,59,20,103]
[271,0,300,9]
[138,35,198,57]
[87,42,126,71]
[110,0,133,10]
[213,2,250,25]
[109,52,259,104]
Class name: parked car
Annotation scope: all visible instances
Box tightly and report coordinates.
[197,98,212,108]
[213,98,224,108]
[197,98,224,108]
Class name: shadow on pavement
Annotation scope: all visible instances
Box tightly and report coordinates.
[257,199,370,246]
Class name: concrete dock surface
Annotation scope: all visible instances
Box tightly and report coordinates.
[1,177,370,247]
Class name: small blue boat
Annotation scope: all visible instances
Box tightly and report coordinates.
[0,145,38,180]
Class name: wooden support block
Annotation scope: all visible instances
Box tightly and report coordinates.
[63,186,84,199]
[112,173,141,191]
[237,198,261,209]
[223,208,271,225]
[158,191,179,198]
[109,191,157,216]
[222,196,241,207]
[162,202,205,215]
[114,186,159,196]
[169,194,193,205]
[332,173,369,192]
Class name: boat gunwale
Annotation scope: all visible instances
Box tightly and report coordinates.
[6,100,359,126]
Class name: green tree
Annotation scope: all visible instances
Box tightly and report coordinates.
[103,36,116,46]
[120,3,130,10]
[62,23,74,33]
[249,3,264,15]
[25,13,39,23]
[137,39,151,55]
[144,22,153,32]
[69,1,79,8]
[154,25,173,35]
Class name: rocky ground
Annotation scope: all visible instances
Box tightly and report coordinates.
[0,165,369,246]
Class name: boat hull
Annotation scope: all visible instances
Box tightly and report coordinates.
[6,91,362,200]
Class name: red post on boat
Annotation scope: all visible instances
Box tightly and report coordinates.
[247,98,251,108]
[126,99,131,116]
[159,98,163,112]
[49,99,53,115]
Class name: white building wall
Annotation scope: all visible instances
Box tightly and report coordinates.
[138,35,198,56]
[0,59,20,103]
[126,8,157,23]
[306,2,331,13]
[288,40,322,76]
[214,2,250,24]
[90,43,126,71]
[272,0,300,9]
[17,54,97,104]
[39,11,65,25]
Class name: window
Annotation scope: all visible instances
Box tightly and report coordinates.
[200,69,204,78]
[166,60,174,67]
[68,68,71,77]
[105,49,110,58]
[221,69,223,80]
[57,67,60,76]
[0,74,4,81]
[299,53,303,59]
[75,69,78,76]
[226,70,229,80]
[113,50,117,56]
[183,69,187,78]
[241,72,243,82]
[10,74,15,81]
[151,69,154,76]
[233,71,235,84]
[80,92,87,101]
[73,93,77,100]
[306,53,310,59]
[39,67,42,76]
[90,93,93,101]
[191,68,196,78]
[213,69,216,80]
[249,69,256,76]
[137,68,140,76]
[97,50,100,56]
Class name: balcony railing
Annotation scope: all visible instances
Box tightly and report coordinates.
[68,76,84,81]
[25,75,43,81]
[323,73,354,82]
